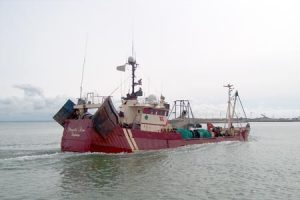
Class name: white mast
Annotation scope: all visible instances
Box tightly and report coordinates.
[80,34,88,99]
[224,84,234,128]
[231,91,238,120]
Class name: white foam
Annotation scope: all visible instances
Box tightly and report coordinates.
[1,152,62,161]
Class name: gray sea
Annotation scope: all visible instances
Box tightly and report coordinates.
[0,122,299,200]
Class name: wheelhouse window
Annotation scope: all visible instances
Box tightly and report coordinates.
[143,108,167,116]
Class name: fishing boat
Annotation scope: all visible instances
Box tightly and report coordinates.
[53,56,250,153]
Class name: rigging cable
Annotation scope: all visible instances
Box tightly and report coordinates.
[108,76,131,97]
[237,95,248,119]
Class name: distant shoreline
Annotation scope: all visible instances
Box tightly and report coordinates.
[171,118,300,124]
[1,118,299,123]
[0,120,54,123]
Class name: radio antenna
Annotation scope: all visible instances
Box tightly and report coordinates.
[131,20,136,59]
[80,34,88,99]
[131,32,134,57]
[129,0,135,59]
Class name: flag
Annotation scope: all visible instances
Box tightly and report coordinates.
[116,64,126,72]
[138,79,142,85]
[134,79,142,86]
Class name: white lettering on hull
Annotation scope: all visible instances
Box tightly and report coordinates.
[68,127,85,137]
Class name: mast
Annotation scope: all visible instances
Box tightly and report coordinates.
[231,91,238,120]
[80,35,88,100]
[224,84,233,128]
[129,57,136,95]
[117,56,142,100]
[128,56,137,97]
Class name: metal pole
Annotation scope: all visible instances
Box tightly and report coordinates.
[80,34,88,99]
[131,63,135,95]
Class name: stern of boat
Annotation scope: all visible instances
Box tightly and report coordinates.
[61,119,93,152]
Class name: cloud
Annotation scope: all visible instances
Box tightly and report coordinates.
[0,84,299,121]
[14,84,44,97]
[0,98,13,105]
[0,84,70,121]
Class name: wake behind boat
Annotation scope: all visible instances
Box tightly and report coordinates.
[53,56,250,153]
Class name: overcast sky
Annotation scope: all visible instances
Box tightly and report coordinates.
[0,0,300,121]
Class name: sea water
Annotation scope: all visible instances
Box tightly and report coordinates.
[0,122,299,200]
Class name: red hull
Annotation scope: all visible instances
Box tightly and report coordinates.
[61,119,249,153]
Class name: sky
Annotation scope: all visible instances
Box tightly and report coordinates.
[0,0,300,121]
